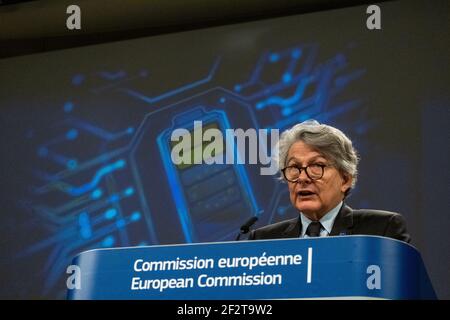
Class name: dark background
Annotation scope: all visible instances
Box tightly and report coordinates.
[0,0,449,299]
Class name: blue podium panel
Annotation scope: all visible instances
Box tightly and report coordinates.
[67,236,436,300]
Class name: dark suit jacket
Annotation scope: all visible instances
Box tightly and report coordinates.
[248,204,411,243]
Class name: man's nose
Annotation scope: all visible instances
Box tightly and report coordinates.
[297,168,311,183]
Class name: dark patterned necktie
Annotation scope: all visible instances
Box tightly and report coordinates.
[306,221,322,237]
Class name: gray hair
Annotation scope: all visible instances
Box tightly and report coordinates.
[275,120,359,193]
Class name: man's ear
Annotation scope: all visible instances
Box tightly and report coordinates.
[341,173,353,193]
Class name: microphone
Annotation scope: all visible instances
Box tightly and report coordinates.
[235,216,258,241]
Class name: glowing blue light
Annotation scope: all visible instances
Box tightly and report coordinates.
[219,97,226,104]
[67,159,78,169]
[282,73,292,83]
[109,195,119,202]
[299,114,311,122]
[269,53,279,62]
[78,212,92,239]
[116,159,126,168]
[63,101,74,113]
[127,127,134,134]
[234,85,241,92]
[282,108,292,116]
[68,159,126,196]
[104,208,117,220]
[124,187,134,196]
[66,129,78,140]
[292,49,302,59]
[116,219,126,228]
[91,188,103,199]
[130,211,141,221]
[102,236,115,247]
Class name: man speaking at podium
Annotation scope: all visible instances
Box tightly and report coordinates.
[249,120,411,243]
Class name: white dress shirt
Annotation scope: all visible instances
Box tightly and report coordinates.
[300,201,343,238]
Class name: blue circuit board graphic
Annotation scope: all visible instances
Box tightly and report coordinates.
[10,42,370,298]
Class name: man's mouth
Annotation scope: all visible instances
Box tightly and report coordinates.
[297,190,316,197]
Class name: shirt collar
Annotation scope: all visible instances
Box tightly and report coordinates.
[300,201,343,236]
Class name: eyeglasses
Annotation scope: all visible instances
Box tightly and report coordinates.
[281,164,330,182]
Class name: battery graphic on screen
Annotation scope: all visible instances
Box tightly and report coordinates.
[158,108,259,243]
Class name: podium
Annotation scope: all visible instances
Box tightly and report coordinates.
[67,236,436,299]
